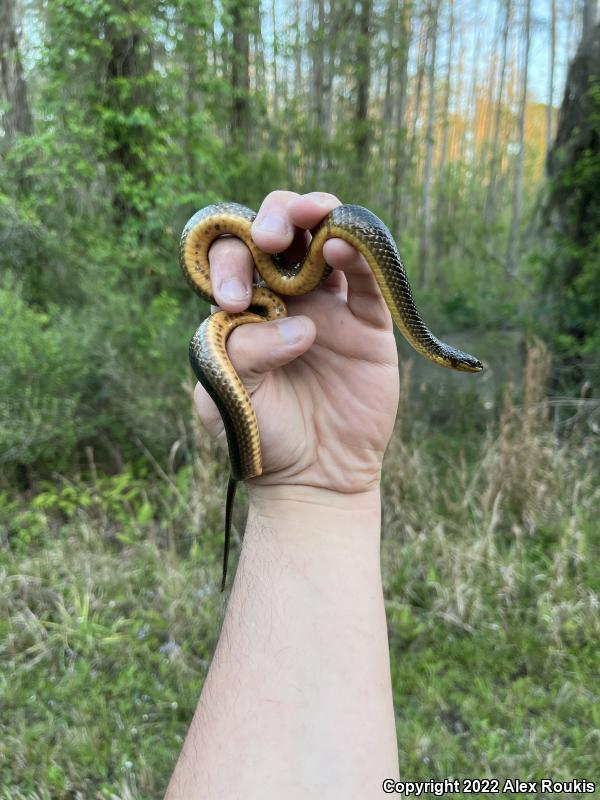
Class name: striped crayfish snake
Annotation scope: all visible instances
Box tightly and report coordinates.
[180,202,483,590]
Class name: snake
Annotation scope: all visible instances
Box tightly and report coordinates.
[180,202,483,590]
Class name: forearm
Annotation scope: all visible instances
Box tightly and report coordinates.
[166,486,399,800]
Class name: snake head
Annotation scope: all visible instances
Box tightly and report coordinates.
[450,351,484,373]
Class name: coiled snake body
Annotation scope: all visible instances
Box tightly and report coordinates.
[180,202,482,589]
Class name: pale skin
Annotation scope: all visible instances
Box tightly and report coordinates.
[165,190,400,799]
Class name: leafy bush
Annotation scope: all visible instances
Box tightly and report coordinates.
[0,276,90,472]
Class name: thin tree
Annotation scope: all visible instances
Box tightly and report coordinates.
[485,0,511,222]
[382,0,402,207]
[0,0,33,145]
[253,10,270,136]
[434,0,454,258]
[506,0,532,276]
[391,0,413,229]
[104,12,154,220]
[272,0,280,119]
[467,0,482,164]
[402,9,428,226]
[482,0,502,147]
[582,0,597,39]
[437,0,454,178]
[310,0,326,175]
[229,0,252,149]
[354,0,372,174]
[293,0,302,98]
[546,0,557,151]
[418,0,440,288]
[383,0,400,142]
[179,2,211,193]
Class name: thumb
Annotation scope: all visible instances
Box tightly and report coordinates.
[227,314,316,394]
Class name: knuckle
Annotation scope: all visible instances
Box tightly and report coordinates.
[209,237,249,264]
[258,189,299,215]
[209,238,253,277]
[265,188,298,203]
[306,191,340,206]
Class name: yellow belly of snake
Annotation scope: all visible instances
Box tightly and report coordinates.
[180,202,482,589]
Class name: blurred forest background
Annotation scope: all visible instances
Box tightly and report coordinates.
[1,0,599,796]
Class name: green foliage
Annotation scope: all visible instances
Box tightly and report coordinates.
[0,256,196,478]
[0,275,88,470]
[0,0,257,476]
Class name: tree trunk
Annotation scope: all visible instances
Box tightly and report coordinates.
[434,0,454,256]
[565,0,575,59]
[418,0,439,288]
[185,23,198,190]
[546,0,557,152]
[482,1,501,148]
[354,0,372,173]
[272,0,280,119]
[310,0,326,174]
[402,9,427,226]
[293,0,302,98]
[253,13,269,138]
[383,0,399,137]
[437,0,454,177]
[391,0,412,229]
[182,9,209,193]
[105,19,153,219]
[446,10,464,178]
[382,0,400,207]
[505,0,531,276]
[541,21,600,360]
[485,0,511,221]
[467,2,482,154]
[230,0,251,149]
[582,0,597,40]
[0,0,33,145]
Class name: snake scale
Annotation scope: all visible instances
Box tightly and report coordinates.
[180,202,483,589]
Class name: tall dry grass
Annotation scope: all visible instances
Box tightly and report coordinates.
[382,340,599,638]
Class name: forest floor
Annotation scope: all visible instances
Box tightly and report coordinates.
[1,345,599,799]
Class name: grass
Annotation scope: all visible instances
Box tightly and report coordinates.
[1,343,599,798]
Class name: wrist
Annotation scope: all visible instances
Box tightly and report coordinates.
[238,483,382,586]
[247,482,381,533]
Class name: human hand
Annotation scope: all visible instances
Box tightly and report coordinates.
[193,190,400,499]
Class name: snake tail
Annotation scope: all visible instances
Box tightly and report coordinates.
[222,477,237,591]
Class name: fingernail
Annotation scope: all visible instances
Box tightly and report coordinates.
[219,277,249,303]
[255,212,290,237]
[275,317,306,345]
